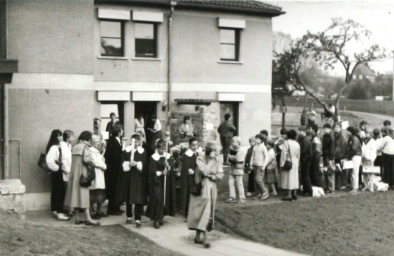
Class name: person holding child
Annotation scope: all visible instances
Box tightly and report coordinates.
[225,136,247,203]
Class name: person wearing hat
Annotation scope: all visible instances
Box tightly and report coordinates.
[322,123,336,193]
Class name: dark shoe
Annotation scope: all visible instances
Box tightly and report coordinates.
[75,220,86,225]
[204,242,211,249]
[194,238,204,245]
[281,197,293,201]
[159,220,164,226]
[125,219,133,225]
[85,220,101,226]
[154,221,160,229]
[91,214,101,220]
[291,194,298,200]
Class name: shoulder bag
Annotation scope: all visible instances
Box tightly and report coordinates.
[281,142,292,171]
[80,146,96,188]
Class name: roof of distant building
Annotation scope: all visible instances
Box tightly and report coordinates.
[95,0,285,17]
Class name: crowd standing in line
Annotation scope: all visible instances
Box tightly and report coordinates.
[43,111,394,248]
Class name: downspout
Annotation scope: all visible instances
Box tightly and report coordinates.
[3,0,9,179]
[167,1,176,129]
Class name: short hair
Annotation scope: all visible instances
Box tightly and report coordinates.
[373,128,380,138]
[347,126,358,136]
[131,133,141,140]
[183,115,191,123]
[311,124,319,134]
[109,112,116,118]
[280,128,288,135]
[287,129,297,140]
[224,113,231,121]
[260,130,268,136]
[383,120,391,126]
[204,141,217,156]
[111,123,123,137]
[155,139,166,149]
[232,136,241,145]
[255,134,264,141]
[78,131,93,142]
[189,137,198,145]
[63,130,74,142]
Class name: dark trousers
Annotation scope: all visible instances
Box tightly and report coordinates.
[382,153,394,187]
[301,160,313,195]
[51,171,66,213]
[247,168,255,193]
[126,204,144,220]
[220,136,232,163]
[311,156,324,188]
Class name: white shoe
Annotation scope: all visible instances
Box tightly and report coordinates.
[57,213,70,221]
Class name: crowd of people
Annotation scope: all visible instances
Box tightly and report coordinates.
[223,118,393,204]
[44,112,222,248]
[43,110,393,248]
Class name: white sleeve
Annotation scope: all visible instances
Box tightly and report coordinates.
[46,146,59,172]
[60,144,71,174]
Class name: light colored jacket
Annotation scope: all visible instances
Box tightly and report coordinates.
[60,141,72,182]
[362,138,377,166]
[46,145,60,172]
[89,146,107,190]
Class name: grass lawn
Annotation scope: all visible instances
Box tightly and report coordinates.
[215,191,394,256]
[0,210,181,256]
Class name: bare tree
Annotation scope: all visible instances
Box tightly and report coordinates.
[304,18,387,119]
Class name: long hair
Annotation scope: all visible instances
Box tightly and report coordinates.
[46,129,62,153]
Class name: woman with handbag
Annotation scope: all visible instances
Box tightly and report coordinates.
[64,131,100,226]
[280,129,301,201]
[45,129,70,221]
[187,142,224,248]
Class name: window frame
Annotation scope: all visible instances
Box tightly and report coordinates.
[219,28,241,62]
[134,22,158,58]
[99,19,125,57]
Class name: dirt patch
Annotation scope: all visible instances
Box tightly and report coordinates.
[216,192,394,256]
[0,210,181,256]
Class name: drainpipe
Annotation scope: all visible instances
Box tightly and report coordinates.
[167,1,176,129]
[3,84,9,179]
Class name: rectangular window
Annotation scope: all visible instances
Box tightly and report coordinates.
[135,23,157,58]
[100,21,124,57]
[220,29,240,61]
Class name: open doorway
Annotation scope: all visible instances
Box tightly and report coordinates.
[220,102,239,136]
[100,102,124,133]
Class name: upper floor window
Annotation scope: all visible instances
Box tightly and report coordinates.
[100,21,124,57]
[220,29,240,61]
[135,23,157,58]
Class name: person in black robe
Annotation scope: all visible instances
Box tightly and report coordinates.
[146,139,176,228]
[104,123,123,215]
[179,137,199,218]
[117,133,148,227]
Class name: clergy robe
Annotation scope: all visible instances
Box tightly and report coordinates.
[179,149,197,217]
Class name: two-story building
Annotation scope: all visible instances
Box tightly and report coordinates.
[1,0,284,210]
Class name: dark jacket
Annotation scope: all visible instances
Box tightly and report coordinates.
[334,131,348,160]
[244,146,254,171]
[106,120,121,135]
[300,135,313,161]
[322,133,335,160]
[346,135,362,160]
[217,121,236,138]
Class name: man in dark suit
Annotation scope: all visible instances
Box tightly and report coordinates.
[106,112,120,135]
[217,113,236,165]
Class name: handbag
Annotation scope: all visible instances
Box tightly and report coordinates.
[37,153,50,173]
[281,142,292,171]
[79,146,96,188]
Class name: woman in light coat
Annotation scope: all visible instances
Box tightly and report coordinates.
[280,129,301,201]
[187,142,224,248]
[65,131,100,226]
[89,135,107,219]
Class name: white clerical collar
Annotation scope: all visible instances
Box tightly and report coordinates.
[125,146,144,154]
[185,149,196,157]
[152,152,171,161]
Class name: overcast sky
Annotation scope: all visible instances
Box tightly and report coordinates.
[265,0,394,74]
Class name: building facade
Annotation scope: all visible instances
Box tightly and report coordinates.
[1,0,283,210]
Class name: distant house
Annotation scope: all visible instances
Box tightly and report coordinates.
[353,63,376,83]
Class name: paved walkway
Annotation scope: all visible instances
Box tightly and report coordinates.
[26,209,307,256]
